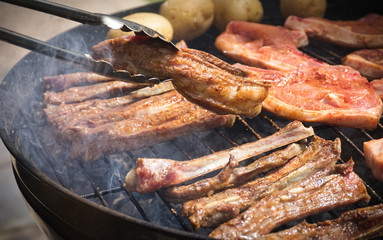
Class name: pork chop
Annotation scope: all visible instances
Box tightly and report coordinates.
[215,21,383,130]
[284,14,383,48]
[342,49,383,80]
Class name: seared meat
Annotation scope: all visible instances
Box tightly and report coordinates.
[43,72,147,92]
[363,138,383,181]
[91,35,270,118]
[44,82,175,132]
[342,49,383,80]
[259,204,383,240]
[44,81,174,122]
[62,90,235,161]
[284,14,383,48]
[43,73,235,162]
[161,143,305,203]
[43,80,144,104]
[124,121,314,193]
[182,136,340,229]
[209,159,370,239]
[215,21,383,130]
[371,78,383,99]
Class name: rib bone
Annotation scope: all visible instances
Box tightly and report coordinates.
[183,136,340,229]
[161,143,305,203]
[124,121,314,193]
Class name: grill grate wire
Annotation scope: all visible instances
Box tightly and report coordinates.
[13,23,383,237]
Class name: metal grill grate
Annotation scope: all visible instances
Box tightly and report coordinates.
[7,2,383,237]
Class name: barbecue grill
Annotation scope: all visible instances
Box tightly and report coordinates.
[1,1,383,239]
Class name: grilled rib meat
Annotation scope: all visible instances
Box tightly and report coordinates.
[209,159,370,239]
[124,121,314,193]
[182,136,340,229]
[215,21,383,130]
[161,143,305,203]
[43,75,235,162]
[259,204,383,240]
[64,90,235,161]
[43,72,147,92]
[342,49,383,80]
[43,80,144,104]
[44,81,174,122]
[91,35,270,118]
[284,14,383,48]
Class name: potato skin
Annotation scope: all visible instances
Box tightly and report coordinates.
[280,0,327,19]
[213,0,264,32]
[159,0,214,41]
[106,12,174,41]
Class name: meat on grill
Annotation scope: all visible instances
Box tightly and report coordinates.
[124,121,314,193]
[209,159,370,239]
[342,49,383,80]
[284,14,383,48]
[182,136,340,229]
[215,21,383,130]
[363,138,383,181]
[215,21,311,71]
[371,78,383,99]
[43,80,145,104]
[44,80,235,161]
[259,204,383,240]
[91,35,270,118]
[44,82,175,132]
[161,143,305,203]
[42,72,147,92]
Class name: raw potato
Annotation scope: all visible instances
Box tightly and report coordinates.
[106,12,174,41]
[159,0,214,41]
[213,0,264,32]
[280,0,327,19]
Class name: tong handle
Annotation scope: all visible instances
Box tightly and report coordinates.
[0,27,150,83]
[0,0,103,26]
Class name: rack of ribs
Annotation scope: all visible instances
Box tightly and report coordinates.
[259,204,383,240]
[215,21,383,130]
[43,73,235,162]
[182,136,341,229]
[209,159,370,239]
[124,121,314,193]
[91,35,270,118]
[43,72,148,92]
[161,143,305,203]
[284,14,383,48]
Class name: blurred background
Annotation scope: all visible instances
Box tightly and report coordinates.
[0,1,157,239]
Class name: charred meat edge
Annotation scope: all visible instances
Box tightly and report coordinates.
[91,35,270,118]
[183,136,341,229]
[209,159,370,239]
[161,143,305,203]
[259,203,383,240]
[124,121,314,193]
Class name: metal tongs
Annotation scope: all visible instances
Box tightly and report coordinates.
[0,0,178,83]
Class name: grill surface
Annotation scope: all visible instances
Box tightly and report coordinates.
[1,1,383,239]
